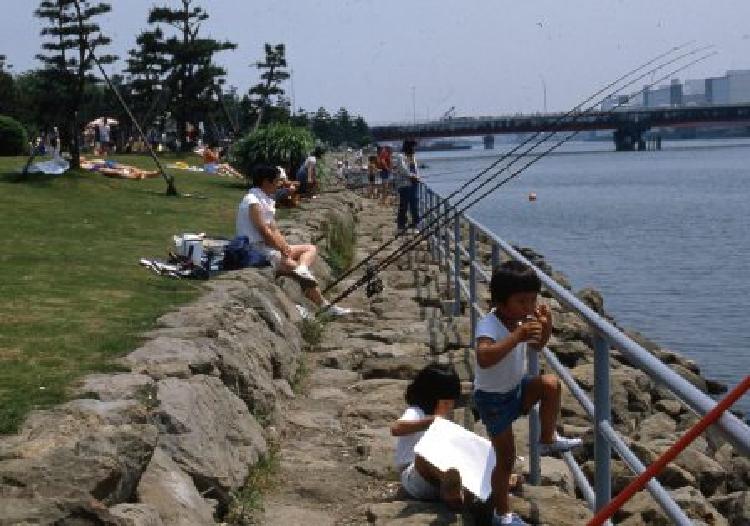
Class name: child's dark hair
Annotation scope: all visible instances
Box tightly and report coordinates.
[251,164,279,187]
[490,260,541,304]
[405,364,461,414]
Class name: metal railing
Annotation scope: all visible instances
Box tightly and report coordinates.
[418,183,750,525]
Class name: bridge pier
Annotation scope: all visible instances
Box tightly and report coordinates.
[483,135,495,150]
[613,125,650,152]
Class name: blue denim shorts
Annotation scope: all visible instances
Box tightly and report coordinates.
[474,375,532,438]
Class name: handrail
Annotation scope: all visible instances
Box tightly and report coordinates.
[418,183,750,525]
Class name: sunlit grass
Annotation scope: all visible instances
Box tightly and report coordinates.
[0,153,250,433]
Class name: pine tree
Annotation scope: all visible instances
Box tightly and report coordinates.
[125,28,168,126]
[34,0,116,168]
[249,43,290,131]
[147,0,236,151]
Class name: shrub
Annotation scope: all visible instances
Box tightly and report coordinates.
[0,115,28,156]
[230,123,314,178]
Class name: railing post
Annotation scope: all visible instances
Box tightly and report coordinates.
[594,334,612,512]
[528,348,541,485]
[491,242,500,270]
[468,224,477,347]
[453,213,462,316]
[443,199,451,293]
[429,191,437,260]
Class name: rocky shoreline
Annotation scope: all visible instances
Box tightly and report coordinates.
[0,188,747,525]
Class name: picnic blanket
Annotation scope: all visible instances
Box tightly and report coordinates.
[26,153,69,176]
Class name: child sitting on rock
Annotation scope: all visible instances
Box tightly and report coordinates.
[474,261,582,526]
[391,364,465,508]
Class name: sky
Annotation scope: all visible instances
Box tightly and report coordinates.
[2,1,750,123]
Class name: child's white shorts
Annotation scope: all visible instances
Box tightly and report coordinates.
[400,462,439,500]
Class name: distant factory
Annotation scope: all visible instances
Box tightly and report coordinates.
[601,69,750,110]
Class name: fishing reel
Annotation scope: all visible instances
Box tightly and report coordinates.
[364,263,384,298]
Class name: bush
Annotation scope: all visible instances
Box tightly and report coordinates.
[231,123,314,178]
[0,115,28,156]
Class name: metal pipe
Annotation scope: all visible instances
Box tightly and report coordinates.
[528,347,541,485]
[453,214,462,316]
[588,376,750,526]
[593,334,612,512]
[468,224,478,349]
[562,450,596,509]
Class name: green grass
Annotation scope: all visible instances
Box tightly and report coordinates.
[0,153,252,434]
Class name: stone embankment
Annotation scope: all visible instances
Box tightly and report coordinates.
[1,188,747,525]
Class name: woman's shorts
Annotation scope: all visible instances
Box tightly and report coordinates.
[380,169,391,181]
[249,243,282,270]
[400,462,439,500]
[474,376,532,438]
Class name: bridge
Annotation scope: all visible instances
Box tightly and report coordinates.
[371,103,750,151]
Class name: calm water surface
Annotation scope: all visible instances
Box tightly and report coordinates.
[420,139,750,414]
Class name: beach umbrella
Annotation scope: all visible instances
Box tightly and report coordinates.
[86,117,119,128]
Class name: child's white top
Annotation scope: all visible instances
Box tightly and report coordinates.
[236,187,275,245]
[394,405,427,470]
[473,310,526,393]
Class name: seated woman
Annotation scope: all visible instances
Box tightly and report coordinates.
[236,165,351,316]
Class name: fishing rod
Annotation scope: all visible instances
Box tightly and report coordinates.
[323,40,704,296]
[323,41,704,295]
[325,50,717,310]
[361,50,719,285]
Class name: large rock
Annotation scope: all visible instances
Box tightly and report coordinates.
[136,448,216,526]
[359,355,431,380]
[366,501,460,525]
[547,338,591,368]
[123,337,219,379]
[109,503,164,526]
[709,491,750,526]
[153,375,267,505]
[635,412,677,442]
[0,403,157,506]
[509,484,592,525]
[0,495,124,525]
[74,373,155,402]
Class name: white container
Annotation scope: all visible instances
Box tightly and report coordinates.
[174,233,204,264]
[184,238,204,265]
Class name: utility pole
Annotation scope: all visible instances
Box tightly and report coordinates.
[539,75,548,113]
[411,86,416,124]
[290,67,295,116]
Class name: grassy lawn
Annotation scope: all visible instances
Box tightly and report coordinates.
[0,154,252,434]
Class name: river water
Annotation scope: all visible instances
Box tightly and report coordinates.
[419,139,750,415]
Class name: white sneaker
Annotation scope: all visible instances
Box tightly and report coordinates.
[293,266,318,284]
[327,305,352,317]
[539,435,583,456]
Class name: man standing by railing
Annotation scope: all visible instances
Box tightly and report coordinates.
[395,139,421,234]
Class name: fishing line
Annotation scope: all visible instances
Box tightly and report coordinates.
[324,50,717,310]
[323,41,705,296]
